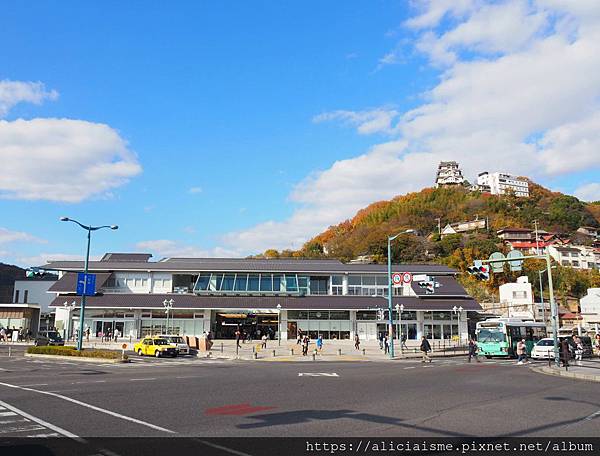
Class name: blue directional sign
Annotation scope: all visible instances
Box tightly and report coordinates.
[76,273,96,296]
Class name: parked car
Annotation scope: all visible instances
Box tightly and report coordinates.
[158,335,190,355]
[133,337,178,358]
[531,336,593,359]
[34,331,64,346]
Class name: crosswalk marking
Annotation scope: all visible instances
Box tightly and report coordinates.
[0,399,80,439]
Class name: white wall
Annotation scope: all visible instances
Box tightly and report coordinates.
[499,277,534,319]
[580,288,600,323]
[13,280,56,313]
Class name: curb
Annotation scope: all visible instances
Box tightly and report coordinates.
[24,353,130,364]
[531,366,600,383]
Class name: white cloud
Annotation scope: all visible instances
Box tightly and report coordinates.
[0,80,58,117]
[0,118,142,202]
[188,186,203,194]
[135,240,237,258]
[574,183,600,202]
[17,253,91,267]
[313,108,399,135]
[0,227,46,245]
[214,0,600,256]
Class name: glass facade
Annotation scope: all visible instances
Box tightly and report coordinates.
[194,272,310,295]
[287,310,351,340]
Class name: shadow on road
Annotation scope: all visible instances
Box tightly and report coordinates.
[236,409,469,436]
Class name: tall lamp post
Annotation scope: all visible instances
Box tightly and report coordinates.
[387,229,414,359]
[538,266,556,330]
[163,299,174,334]
[60,217,118,351]
[395,303,404,353]
[276,304,282,346]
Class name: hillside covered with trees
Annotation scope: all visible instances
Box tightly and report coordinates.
[260,182,600,303]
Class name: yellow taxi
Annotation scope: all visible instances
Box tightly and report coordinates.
[134,337,179,358]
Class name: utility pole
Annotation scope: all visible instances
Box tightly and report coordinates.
[533,219,540,255]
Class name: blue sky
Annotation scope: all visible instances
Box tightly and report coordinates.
[1,1,599,266]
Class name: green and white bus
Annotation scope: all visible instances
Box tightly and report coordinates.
[476,318,547,358]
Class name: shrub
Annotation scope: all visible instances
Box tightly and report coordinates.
[27,346,127,360]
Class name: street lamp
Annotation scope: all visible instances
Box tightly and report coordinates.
[395,303,404,353]
[452,306,463,344]
[163,299,174,334]
[387,229,414,359]
[276,303,282,346]
[60,217,118,350]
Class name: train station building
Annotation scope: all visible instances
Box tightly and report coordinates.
[44,253,481,341]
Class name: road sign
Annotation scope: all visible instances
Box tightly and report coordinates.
[401,272,413,284]
[122,343,128,350]
[507,250,524,272]
[412,274,429,282]
[76,273,96,296]
[489,252,505,273]
[391,273,403,287]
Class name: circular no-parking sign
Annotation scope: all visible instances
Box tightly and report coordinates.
[401,272,413,284]
[391,273,403,285]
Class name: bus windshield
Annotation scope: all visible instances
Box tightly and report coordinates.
[477,329,505,343]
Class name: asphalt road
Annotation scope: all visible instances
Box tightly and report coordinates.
[0,349,599,442]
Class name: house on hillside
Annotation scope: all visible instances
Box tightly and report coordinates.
[548,245,597,270]
[577,226,599,238]
[476,172,529,197]
[435,161,465,187]
[506,233,570,255]
[441,218,487,238]
[497,227,532,243]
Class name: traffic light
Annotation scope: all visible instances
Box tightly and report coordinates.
[418,281,435,294]
[26,267,46,278]
[467,260,490,280]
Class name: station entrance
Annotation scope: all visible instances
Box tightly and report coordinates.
[214,312,279,340]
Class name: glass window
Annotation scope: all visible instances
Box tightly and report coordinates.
[309,311,328,320]
[287,310,300,320]
[362,275,376,286]
[400,311,417,320]
[348,275,361,286]
[331,275,343,286]
[433,312,451,320]
[329,311,350,320]
[273,275,282,292]
[423,311,433,320]
[221,274,235,291]
[443,324,451,339]
[356,311,376,320]
[247,274,260,291]
[135,278,141,287]
[298,276,309,289]
[297,311,309,320]
[424,324,433,339]
[234,274,247,291]
[260,274,273,292]
[285,275,298,292]
[375,275,388,286]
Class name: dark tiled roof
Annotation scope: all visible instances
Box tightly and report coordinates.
[410,275,468,297]
[41,257,455,275]
[49,293,481,311]
[101,253,152,262]
[48,272,112,293]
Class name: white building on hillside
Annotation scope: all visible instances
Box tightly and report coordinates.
[499,276,535,320]
[435,161,465,187]
[580,288,600,329]
[548,245,597,270]
[477,172,529,197]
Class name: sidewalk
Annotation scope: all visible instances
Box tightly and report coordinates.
[532,360,600,383]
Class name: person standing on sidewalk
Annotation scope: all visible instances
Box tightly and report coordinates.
[85,327,90,342]
[302,335,309,356]
[378,332,384,350]
[384,335,390,355]
[235,329,241,349]
[468,338,481,363]
[401,334,408,351]
[261,333,268,349]
[297,329,303,345]
[574,337,584,366]
[316,335,323,353]
[354,333,360,350]
[420,336,432,363]
[560,338,570,367]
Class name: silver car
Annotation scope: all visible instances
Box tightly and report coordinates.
[158,335,190,355]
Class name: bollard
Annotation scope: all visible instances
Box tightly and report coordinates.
[221,342,224,353]
[8,346,11,357]
[362,348,366,356]
[272,350,276,357]
[253,352,258,359]
[252,346,256,354]
[289,348,294,356]
[337,348,342,356]
[311,353,316,361]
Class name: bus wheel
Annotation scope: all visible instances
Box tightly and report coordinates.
[485,355,491,359]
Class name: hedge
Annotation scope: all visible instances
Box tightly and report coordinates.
[27,345,127,360]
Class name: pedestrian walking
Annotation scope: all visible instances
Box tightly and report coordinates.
[302,336,309,356]
[468,338,481,363]
[384,335,390,354]
[235,329,242,349]
[574,337,584,366]
[595,334,600,358]
[401,334,408,351]
[261,334,268,349]
[113,328,119,342]
[354,334,360,350]
[0,327,6,342]
[420,336,432,363]
[316,335,323,353]
[378,332,384,350]
[85,327,90,342]
[516,338,528,364]
[297,329,303,345]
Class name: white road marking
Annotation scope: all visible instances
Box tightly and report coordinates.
[18,384,49,387]
[298,373,339,377]
[0,399,80,439]
[403,367,416,369]
[129,378,156,381]
[0,367,8,371]
[0,411,17,417]
[584,410,600,422]
[0,381,175,434]
[26,432,60,438]
[196,439,254,456]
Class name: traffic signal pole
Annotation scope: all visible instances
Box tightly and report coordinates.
[479,251,559,367]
